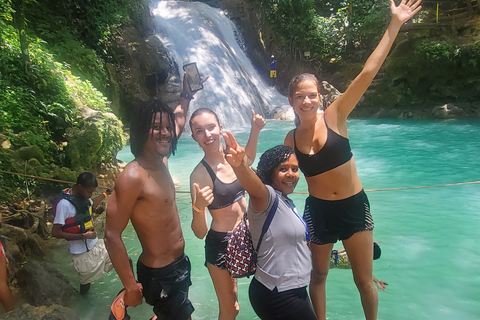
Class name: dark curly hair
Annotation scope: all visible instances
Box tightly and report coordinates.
[130,100,177,157]
[256,145,295,185]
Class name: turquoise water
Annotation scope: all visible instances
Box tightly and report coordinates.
[56,119,480,319]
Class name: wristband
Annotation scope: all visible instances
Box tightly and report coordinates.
[103,192,108,198]
[192,204,205,213]
[180,92,194,100]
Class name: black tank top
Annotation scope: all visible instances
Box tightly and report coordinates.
[201,159,245,210]
[293,116,353,177]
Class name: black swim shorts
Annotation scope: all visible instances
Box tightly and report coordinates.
[137,255,194,320]
[304,190,374,245]
[205,229,231,270]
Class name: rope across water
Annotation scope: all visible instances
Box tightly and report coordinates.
[2,170,479,194]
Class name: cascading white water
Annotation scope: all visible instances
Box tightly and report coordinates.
[151,0,290,129]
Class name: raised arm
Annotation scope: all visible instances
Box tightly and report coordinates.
[189,169,214,239]
[332,0,422,119]
[223,131,269,212]
[104,166,144,307]
[244,110,266,166]
[175,74,210,138]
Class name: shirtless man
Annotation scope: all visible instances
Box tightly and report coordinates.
[105,76,201,320]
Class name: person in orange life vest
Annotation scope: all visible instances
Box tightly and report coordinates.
[52,172,112,295]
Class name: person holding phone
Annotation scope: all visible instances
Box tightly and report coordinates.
[183,62,204,94]
[284,1,422,319]
[189,108,265,319]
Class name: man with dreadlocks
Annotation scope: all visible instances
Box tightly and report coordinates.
[105,75,204,320]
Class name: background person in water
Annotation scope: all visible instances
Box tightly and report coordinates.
[189,108,265,319]
[284,1,422,319]
[330,242,388,291]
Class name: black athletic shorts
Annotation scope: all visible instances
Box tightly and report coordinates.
[249,277,317,320]
[205,229,231,270]
[304,189,374,245]
[137,255,194,320]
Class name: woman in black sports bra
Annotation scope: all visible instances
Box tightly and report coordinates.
[284,2,422,320]
[189,108,265,319]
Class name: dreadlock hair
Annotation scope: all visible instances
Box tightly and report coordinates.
[130,100,178,158]
[189,108,220,131]
[288,73,320,127]
[256,145,295,185]
[76,172,98,188]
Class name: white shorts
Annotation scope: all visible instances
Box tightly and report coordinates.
[72,239,113,284]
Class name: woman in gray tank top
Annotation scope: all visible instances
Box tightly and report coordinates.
[224,131,316,320]
[189,108,265,319]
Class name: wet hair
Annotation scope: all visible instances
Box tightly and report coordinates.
[288,73,320,127]
[130,100,177,157]
[189,108,220,130]
[256,145,295,185]
[288,73,319,98]
[373,242,381,260]
[76,172,98,188]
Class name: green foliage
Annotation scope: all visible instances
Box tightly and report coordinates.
[32,26,109,93]
[364,39,480,109]
[346,1,390,58]
[0,0,13,23]
[26,0,144,55]
[248,0,391,63]
[0,1,126,202]
[414,41,460,63]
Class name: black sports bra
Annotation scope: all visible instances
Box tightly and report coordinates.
[293,116,353,177]
[201,159,245,210]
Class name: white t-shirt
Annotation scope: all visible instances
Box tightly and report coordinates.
[54,193,97,255]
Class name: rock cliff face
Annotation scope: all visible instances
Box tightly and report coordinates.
[108,25,182,124]
[217,0,321,95]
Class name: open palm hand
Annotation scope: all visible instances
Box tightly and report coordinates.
[391,0,422,25]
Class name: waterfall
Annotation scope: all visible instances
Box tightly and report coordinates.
[151,0,289,129]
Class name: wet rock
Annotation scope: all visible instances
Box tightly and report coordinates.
[15,260,77,307]
[15,146,45,164]
[432,103,469,119]
[63,107,124,171]
[0,303,79,320]
[272,106,294,121]
[321,81,342,108]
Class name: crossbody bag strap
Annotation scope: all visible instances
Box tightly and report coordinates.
[255,194,279,253]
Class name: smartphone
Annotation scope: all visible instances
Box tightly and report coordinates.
[183,62,203,92]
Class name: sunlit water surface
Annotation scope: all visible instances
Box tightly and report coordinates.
[48,119,480,319]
